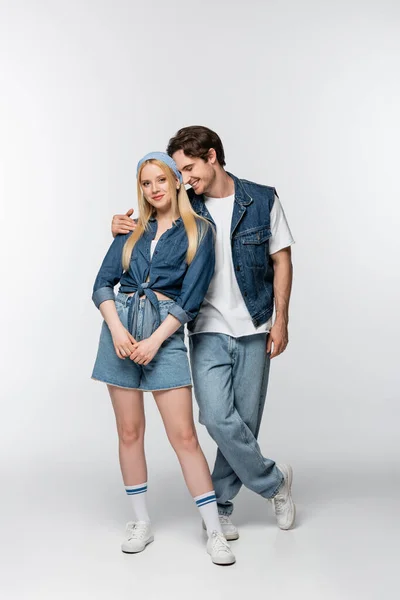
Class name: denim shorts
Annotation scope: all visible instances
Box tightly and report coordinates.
[92,292,192,392]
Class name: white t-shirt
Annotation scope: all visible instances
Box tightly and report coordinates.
[150,239,158,260]
[190,194,294,338]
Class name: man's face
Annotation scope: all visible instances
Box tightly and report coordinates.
[172,149,216,196]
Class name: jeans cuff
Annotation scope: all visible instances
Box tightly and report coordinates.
[268,474,285,500]
[217,508,233,517]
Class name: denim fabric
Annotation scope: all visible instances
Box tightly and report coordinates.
[189,332,283,514]
[187,173,277,330]
[92,217,215,327]
[92,292,192,391]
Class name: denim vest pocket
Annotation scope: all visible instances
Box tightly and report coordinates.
[241,227,271,268]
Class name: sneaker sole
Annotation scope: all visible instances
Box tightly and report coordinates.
[224,532,239,541]
[277,464,296,530]
[121,535,154,554]
[208,552,236,566]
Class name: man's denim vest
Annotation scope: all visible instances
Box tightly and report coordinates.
[189,172,276,330]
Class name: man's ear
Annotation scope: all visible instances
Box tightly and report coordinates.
[208,148,217,164]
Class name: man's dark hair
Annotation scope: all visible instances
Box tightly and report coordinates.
[167,125,226,167]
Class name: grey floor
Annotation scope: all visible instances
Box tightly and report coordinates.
[2,458,398,600]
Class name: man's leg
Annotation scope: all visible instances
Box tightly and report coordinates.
[210,448,239,516]
[189,333,237,515]
[232,333,271,446]
[230,333,282,485]
[232,333,296,530]
[209,335,271,515]
[189,333,283,515]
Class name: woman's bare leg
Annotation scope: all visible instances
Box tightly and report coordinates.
[153,386,213,497]
[153,386,236,565]
[107,385,146,485]
[108,385,154,554]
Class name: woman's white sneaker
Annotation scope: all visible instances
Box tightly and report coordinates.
[202,515,239,540]
[121,521,154,553]
[272,464,296,530]
[206,530,236,565]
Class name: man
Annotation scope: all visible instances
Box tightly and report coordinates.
[112,126,295,539]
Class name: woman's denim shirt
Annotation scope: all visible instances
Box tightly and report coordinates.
[92,216,215,337]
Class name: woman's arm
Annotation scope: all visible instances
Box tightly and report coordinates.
[93,232,136,359]
[92,232,130,307]
[167,224,216,325]
[99,300,136,360]
[129,313,181,365]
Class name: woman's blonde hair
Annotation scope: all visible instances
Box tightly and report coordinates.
[122,159,212,271]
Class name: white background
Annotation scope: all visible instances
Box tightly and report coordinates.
[0,1,399,598]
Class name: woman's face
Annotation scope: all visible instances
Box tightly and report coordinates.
[140,163,178,213]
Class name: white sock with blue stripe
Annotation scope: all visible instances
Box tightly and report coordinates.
[125,482,150,523]
[194,490,222,536]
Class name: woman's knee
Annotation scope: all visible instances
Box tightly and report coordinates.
[118,423,145,446]
[170,428,199,454]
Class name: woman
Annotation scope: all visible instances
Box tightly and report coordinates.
[91,152,235,566]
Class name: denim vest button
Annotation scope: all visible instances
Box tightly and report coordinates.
[236,265,240,271]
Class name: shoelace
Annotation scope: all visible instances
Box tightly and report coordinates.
[211,531,231,554]
[126,522,148,540]
[273,492,287,514]
[219,515,232,525]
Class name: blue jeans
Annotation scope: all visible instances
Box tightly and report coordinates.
[189,332,283,516]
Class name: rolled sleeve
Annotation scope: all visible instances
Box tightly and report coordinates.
[92,233,130,309]
[92,286,116,309]
[168,223,215,324]
[167,302,191,325]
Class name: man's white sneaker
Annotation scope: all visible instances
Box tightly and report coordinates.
[206,530,236,565]
[272,464,296,530]
[121,521,154,553]
[202,515,239,540]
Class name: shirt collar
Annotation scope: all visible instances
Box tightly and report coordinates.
[148,216,183,225]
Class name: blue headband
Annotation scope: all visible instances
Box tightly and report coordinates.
[136,151,183,183]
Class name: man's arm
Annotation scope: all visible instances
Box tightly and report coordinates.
[267,246,293,358]
[111,208,136,237]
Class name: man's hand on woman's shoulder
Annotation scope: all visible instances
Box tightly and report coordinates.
[111,208,137,237]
